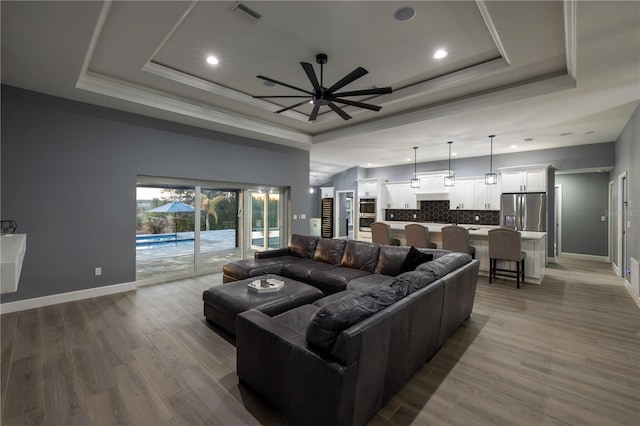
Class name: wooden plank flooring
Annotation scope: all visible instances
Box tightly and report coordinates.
[1,258,639,425]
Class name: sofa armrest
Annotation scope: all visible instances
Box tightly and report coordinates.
[254,248,291,259]
[236,310,358,426]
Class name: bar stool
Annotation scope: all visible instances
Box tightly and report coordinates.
[441,225,476,259]
[404,223,437,248]
[371,222,400,246]
[488,228,526,288]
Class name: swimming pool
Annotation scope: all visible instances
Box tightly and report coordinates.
[136,234,194,249]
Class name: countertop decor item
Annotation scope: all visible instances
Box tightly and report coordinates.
[0,220,17,234]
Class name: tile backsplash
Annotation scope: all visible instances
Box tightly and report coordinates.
[385,200,499,225]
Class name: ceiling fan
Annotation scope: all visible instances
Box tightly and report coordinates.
[254,53,393,121]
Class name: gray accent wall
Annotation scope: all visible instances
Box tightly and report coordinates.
[1,85,310,303]
[555,173,610,256]
[613,103,640,282]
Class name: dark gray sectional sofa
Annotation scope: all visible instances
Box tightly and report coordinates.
[223,234,480,426]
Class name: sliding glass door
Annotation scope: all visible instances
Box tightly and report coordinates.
[136,177,287,282]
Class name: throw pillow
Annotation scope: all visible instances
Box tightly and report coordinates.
[399,246,433,274]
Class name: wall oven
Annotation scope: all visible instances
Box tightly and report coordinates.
[359,198,376,215]
[359,215,376,231]
[358,198,376,231]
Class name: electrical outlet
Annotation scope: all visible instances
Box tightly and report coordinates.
[413,214,417,219]
[475,215,480,221]
[390,213,394,218]
[601,216,606,222]
[95,267,102,276]
[293,214,298,220]
[300,214,306,219]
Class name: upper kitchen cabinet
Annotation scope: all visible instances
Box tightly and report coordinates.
[499,165,549,192]
[449,179,475,209]
[414,172,450,194]
[357,179,381,198]
[382,182,418,209]
[320,186,335,198]
[474,176,501,210]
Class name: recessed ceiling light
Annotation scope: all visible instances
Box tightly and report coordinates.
[434,49,448,59]
[406,158,411,161]
[452,152,458,156]
[206,55,219,65]
[367,163,372,166]
[394,6,416,22]
[511,145,518,149]
[523,137,535,142]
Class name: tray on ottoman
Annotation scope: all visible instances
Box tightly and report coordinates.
[203,274,323,336]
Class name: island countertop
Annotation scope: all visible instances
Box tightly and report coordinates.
[377,222,547,284]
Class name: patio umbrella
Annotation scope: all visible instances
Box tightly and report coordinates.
[147,201,195,239]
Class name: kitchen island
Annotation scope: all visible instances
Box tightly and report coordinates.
[381,222,547,284]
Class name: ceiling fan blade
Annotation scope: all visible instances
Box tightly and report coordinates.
[308,104,320,121]
[275,99,310,114]
[257,75,314,96]
[326,67,368,94]
[301,62,321,93]
[254,95,310,99]
[331,87,393,97]
[328,102,352,120]
[333,98,382,112]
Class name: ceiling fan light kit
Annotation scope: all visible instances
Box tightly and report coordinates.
[254,53,392,121]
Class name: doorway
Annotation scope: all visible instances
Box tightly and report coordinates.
[554,184,562,258]
[617,172,628,277]
[248,189,282,251]
[335,190,354,239]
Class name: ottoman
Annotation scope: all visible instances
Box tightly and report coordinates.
[203,274,324,335]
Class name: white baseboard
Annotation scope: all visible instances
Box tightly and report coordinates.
[559,252,610,263]
[0,281,138,314]
[625,279,640,310]
[548,256,556,264]
[612,262,621,276]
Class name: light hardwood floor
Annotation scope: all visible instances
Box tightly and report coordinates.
[1,258,639,425]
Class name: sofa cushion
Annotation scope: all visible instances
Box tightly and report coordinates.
[374,245,411,276]
[347,273,393,291]
[282,259,337,283]
[416,252,472,280]
[313,238,347,265]
[306,286,402,351]
[223,256,300,280]
[273,304,319,334]
[309,267,372,294]
[340,240,380,272]
[385,270,439,298]
[313,290,353,307]
[289,234,319,259]
[399,246,434,274]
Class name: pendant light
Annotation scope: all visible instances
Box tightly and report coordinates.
[444,141,455,187]
[410,146,420,188]
[485,134,498,185]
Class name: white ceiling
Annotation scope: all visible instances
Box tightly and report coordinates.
[2,1,639,184]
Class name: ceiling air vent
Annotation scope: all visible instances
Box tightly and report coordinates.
[230,2,262,24]
[523,137,535,142]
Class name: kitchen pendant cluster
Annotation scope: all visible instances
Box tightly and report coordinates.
[444,141,455,187]
[410,146,420,188]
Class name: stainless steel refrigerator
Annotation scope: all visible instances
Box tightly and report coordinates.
[500,192,547,232]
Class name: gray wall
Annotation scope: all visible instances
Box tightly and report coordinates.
[555,173,610,256]
[1,85,310,303]
[613,103,640,282]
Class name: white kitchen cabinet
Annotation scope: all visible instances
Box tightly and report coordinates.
[382,183,418,209]
[357,180,378,198]
[414,173,449,194]
[499,166,548,192]
[320,186,334,198]
[449,179,475,210]
[474,176,501,210]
